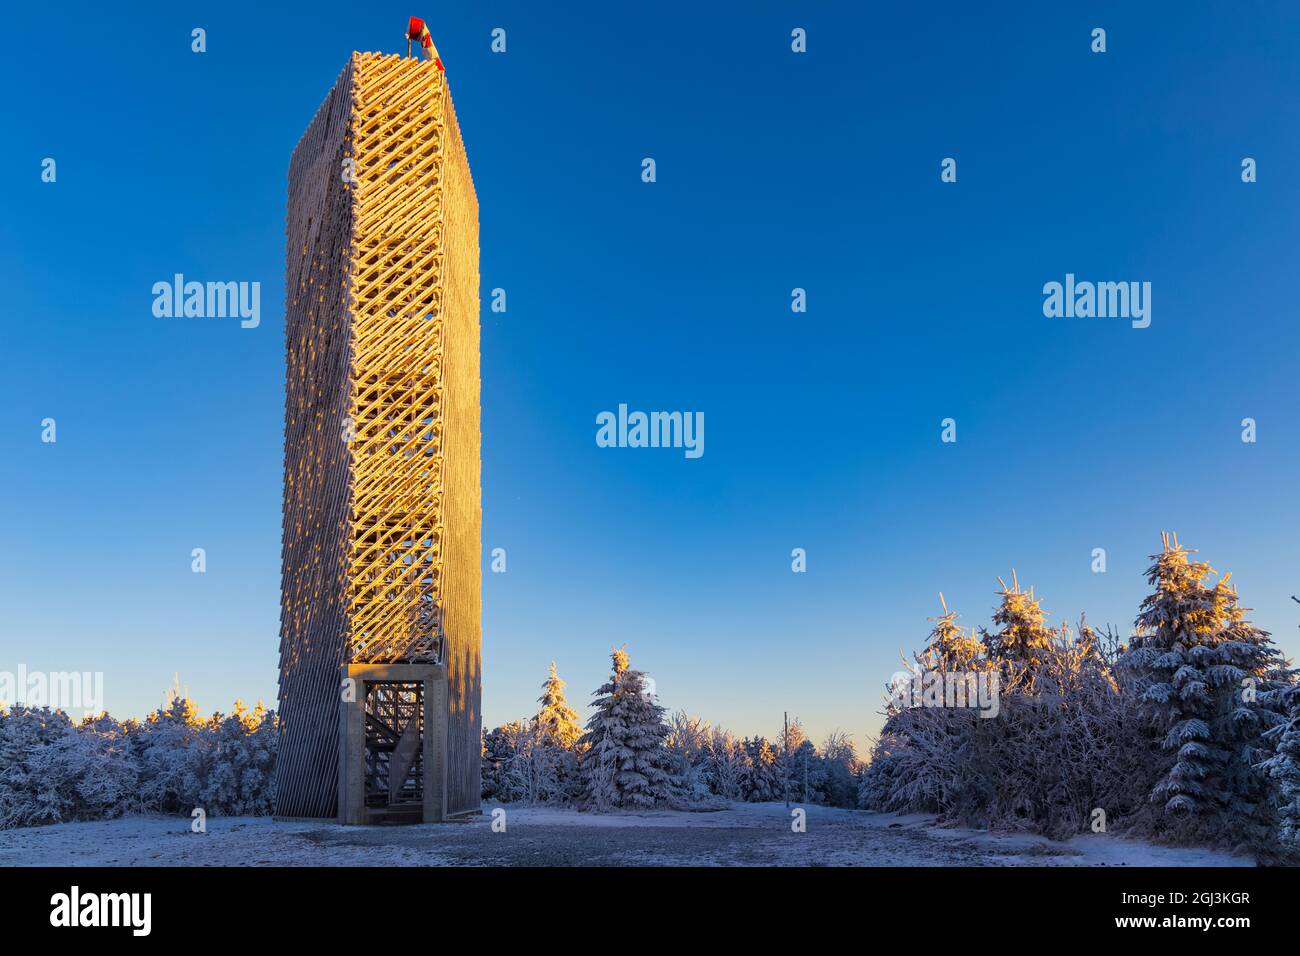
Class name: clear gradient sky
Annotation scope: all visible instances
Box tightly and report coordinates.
[3,2,1299,753]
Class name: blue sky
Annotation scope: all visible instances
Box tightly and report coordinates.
[3,2,1299,752]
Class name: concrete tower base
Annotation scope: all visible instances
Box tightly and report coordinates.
[337,663,448,825]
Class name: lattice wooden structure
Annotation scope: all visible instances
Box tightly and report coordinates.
[278,52,481,821]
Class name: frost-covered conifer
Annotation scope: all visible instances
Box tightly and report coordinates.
[703,728,745,800]
[1261,597,1300,848]
[819,730,859,807]
[785,738,820,803]
[1118,536,1225,817]
[523,662,584,803]
[1120,534,1288,844]
[776,717,811,802]
[1262,681,1300,848]
[980,572,1055,667]
[918,595,983,673]
[741,737,780,802]
[534,662,583,750]
[1209,580,1289,845]
[576,648,672,810]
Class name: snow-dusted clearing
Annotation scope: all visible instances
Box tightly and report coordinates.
[0,802,1250,867]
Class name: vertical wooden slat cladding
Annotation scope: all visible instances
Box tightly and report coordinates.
[436,77,483,816]
[277,62,355,820]
[278,53,481,820]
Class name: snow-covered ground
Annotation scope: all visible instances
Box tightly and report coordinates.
[0,802,1251,867]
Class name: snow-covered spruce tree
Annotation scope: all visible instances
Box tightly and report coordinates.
[775,717,804,802]
[529,662,583,803]
[1211,579,1290,849]
[576,648,672,810]
[1118,534,1221,822]
[859,708,967,816]
[783,736,821,804]
[918,595,984,673]
[477,663,597,807]
[741,737,780,802]
[581,723,619,811]
[980,572,1055,669]
[784,717,808,753]
[1118,533,1288,847]
[244,703,279,812]
[535,662,583,749]
[819,730,860,808]
[1260,595,1300,851]
[1119,536,1233,829]
[1262,680,1300,850]
[962,578,1117,835]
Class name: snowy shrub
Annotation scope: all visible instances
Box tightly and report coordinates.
[862,632,1153,839]
[481,720,532,803]
[195,703,278,815]
[491,726,578,805]
[971,646,1154,839]
[41,715,141,823]
[129,694,204,812]
[0,693,276,829]
[702,729,746,800]
[0,706,79,828]
[862,536,1300,854]
[663,711,714,804]
[0,708,140,828]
